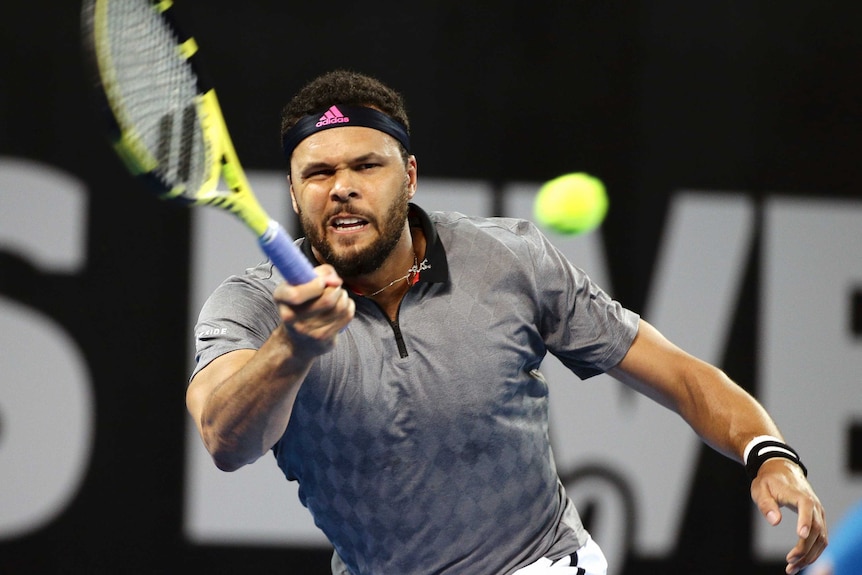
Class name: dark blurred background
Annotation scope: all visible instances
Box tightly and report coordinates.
[1,1,861,573]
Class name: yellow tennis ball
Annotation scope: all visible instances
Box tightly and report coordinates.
[533,172,608,235]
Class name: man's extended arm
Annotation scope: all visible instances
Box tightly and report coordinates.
[608,319,827,575]
[186,265,353,471]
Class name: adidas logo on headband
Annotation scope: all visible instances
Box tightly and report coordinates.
[316,106,350,127]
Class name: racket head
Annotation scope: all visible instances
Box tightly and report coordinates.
[81,0,242,212]
[82,0,317,285]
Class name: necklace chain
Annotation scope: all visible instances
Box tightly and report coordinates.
[364,255,430,297]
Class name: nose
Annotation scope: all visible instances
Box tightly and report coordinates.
[330,167,360,202]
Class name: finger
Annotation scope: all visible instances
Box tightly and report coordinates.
[277,285,342,329]
[321,285,353,313]
[751,482,783,526]
[794,489,816,539]
[315,264,344,288]
[274,265,341,304]
[274,277,326,308]
[786,532,828,574]
[783,510,814,568]
[280,290,353,354]
[308,287,355,333]
[323,287,355,331]
[807,533,828,563]
[786,504,828,574]
[789,490,827,554]
[299,286,350,323]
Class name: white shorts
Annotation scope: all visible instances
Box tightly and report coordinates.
[512,536,608,575]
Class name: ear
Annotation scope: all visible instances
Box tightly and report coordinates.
[288,174,300,214]
[405,155,418,200]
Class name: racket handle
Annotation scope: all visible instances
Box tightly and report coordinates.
[258,220,318,285]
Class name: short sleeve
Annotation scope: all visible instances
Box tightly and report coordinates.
[190,264,281,381]
[526,224,639,379]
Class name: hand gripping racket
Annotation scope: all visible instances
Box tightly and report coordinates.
[81,0,317,285]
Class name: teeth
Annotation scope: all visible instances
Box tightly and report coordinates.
[334,217,364,227]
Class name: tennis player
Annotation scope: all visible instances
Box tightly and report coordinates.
[187,70,826,575]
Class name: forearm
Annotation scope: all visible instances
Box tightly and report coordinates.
[612,320,825,572]
[674,360,782,462]
[195,324,316,471]
[610,320,783,463]
[667,361,824,575]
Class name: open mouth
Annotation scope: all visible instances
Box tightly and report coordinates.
[330,216,369,232]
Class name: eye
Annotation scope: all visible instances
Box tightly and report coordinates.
[304,168,335,181]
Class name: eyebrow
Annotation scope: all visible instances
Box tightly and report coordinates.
[297,153,389,179]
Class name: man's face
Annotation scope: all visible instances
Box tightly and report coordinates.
[289,126,417,278]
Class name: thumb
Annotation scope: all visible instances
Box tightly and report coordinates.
[764,507,782,526]
[752,481,783,526]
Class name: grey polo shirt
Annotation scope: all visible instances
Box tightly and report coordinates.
[192,204,639,575]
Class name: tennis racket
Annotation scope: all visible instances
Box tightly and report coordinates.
[81,0,316,285]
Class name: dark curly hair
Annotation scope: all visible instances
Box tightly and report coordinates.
[280,70,411,148]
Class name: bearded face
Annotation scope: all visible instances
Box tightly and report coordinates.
[298,178,411,278]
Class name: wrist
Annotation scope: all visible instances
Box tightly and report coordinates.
[743,435,808,481]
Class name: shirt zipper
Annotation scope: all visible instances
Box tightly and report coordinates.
[388,317,409,358]
[366,298,409,358]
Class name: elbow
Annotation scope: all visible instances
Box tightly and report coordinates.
[208,443,255,472]
[202,429,257,472]
[212,454,246,473]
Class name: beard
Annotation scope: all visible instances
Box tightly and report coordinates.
[299,182,411,278]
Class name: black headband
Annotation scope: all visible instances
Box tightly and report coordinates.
[281,105,411,163]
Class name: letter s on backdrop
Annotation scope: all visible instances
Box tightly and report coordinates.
[0,157,95,539]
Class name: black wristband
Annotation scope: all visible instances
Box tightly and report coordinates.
[744,440,808,481]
